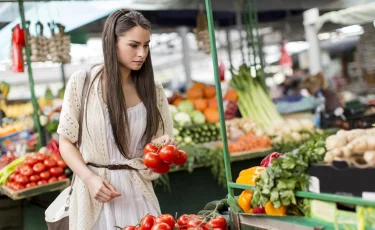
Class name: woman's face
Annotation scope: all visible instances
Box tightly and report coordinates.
[116,25,150,71]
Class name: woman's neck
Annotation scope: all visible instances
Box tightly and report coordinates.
[120,66,132,85]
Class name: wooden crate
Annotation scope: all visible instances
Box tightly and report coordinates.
[0,178,70,200]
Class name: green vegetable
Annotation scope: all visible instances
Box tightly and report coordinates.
[230,64,282,129]
[191,110,206,125]
[0,155,26,185]
[177,100,194,113]
[174,112,192,126]
[169,105,178,117]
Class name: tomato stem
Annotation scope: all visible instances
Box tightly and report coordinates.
[114,226,123,229]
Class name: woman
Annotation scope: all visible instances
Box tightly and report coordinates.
[57,10,175,229]
[301,72,343,112]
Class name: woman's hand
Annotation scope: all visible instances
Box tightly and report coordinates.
[152,134,178,147]
[83,174,121,203]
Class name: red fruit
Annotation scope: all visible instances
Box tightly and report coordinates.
[151,223,171,230]
[123,226,138,230]
[143,152,163,169]
[207,216,226,229]
[24,156,38,167]
[58,175,67,180]
[253,205,266,214]
[177,214,189,227]
[140,215,156,230]
[29,174,40,182]
[50,167,64,177]
[36,153,48,162]
[20,165,34,177]
[44,158,57,169]
[15,175,29,185]
[37,180,47,185]
[26,182,37,188]
[9,173,17,182]
[40,171,51,180]
[150,162,170,174]
[33,162,46,173]
[173,150,188,165]
[155,214,175,229]
[57,159,68,168]
[186,219,204,229]
[159,145,178,164]
[14,165,22,173]
[144,143,160,154]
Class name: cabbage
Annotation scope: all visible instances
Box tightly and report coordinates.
[177,100,194,113]
[191,111,206,124]
[174,112,192,126]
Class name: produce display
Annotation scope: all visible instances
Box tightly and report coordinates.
[220,118,271,154]
[0,153,17,170]
[1,152,71,191]
[116,212,227,230]
[237,139,327,216]
[143,143,188,174]
[173,123,220,145]
[230,65,283,129]
[266,119,320,153]
[324,128,375,167]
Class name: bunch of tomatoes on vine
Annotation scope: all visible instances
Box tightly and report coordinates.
[143,143,188,174]
[116,212,228,230]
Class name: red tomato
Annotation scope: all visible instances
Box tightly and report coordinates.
[26,182,37,188]
[177,214,189,227]
[14,165,22,173]
[155,214,175,229]
[37,180,47,185]
[48,177,58,183]
[44,159,57,169]
[15,175,29,185]
[159,145,177,164]
[50,167,64,177]
[173,150,188,166]
[36,153,48,162]
[186,219,204,229]
[207,217,226,229]
[40,171,51,180]
[24,156,38,167]
[9,173,17,182]
[29,174,40,182]
[20,165,34,177]
[140,215,156,230]
[13,183,25,190]
[57,159,67,168]
[58,175,67,180]
[50,154,61,162]
[144,143,159,154]
[150,162,170,174]
[151,223,171,230]
[143,152,163,169]
[33,162,46,173]
[123,226,138,230]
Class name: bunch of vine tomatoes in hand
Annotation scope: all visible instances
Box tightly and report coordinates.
[116,213,228,230]
[143,143,188,174]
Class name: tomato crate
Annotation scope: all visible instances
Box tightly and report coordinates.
[0,178,70,200]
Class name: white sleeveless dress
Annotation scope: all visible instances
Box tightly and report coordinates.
[93,102,160,229]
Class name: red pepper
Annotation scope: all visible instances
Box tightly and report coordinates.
[253,205,266,214]
[260,152,284,167]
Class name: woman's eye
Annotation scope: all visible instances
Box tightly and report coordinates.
[144,45,149,48]
[130,44,137,48]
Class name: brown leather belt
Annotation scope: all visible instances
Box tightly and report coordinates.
[87,162,136,170]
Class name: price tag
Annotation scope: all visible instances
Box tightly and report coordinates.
[309,176,320,194]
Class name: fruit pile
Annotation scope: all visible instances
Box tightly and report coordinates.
[116,213,227,230]
[4,153,70,191]
[143,143,188,174]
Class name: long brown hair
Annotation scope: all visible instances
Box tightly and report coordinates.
[95,10,163,159]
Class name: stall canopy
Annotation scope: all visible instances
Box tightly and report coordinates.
[316,2,375,31]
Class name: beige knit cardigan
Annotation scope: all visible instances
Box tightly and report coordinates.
[57,67,173,230]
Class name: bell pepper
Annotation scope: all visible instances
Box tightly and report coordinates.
[253,205,266,214]
[265,201,287,216]
[260,152,284,167]
[236,166,265,186]
[238,190,253,213]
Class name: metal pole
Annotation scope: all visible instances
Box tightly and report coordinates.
[18,0,43,149]
[205,0,234,196]
[303,8,322,75]
[234,0,246,64]
[60,63,66,86]
[178,26,192,87]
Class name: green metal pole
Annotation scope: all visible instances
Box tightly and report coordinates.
[205,0,234,197]
[18,0,43,149]
[247,0,257,70]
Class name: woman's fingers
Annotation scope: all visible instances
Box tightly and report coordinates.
[103,180,121,197]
